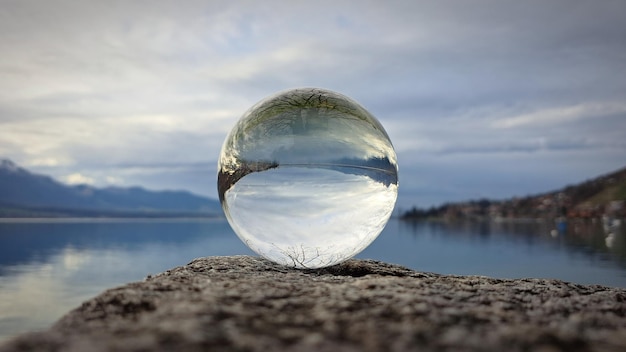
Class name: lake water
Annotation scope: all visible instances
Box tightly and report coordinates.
[0,217,625,343]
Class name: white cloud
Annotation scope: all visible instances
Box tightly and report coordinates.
[105,176,124,185]
[64,173,95,185]
[0,0,625,205]
[25,158,65,167]
[492,102,626,129]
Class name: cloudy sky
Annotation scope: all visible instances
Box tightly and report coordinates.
[1,0,625,209]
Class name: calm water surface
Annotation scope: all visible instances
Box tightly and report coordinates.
[0,217,625,342]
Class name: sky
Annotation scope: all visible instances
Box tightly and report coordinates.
[0,0,625,210]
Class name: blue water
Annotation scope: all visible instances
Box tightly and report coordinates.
[0,217,625,343]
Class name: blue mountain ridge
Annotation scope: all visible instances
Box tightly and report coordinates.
[0,159,222,217]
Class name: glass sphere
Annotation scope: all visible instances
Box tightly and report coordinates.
[218,88,398,269]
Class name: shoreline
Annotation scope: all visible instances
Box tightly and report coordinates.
[0,216,225,223]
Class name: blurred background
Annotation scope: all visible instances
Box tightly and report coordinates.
[1,0,625,210]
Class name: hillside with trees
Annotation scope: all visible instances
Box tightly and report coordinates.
[402,166,626,221]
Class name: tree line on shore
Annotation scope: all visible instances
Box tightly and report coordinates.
[402,166,626,221]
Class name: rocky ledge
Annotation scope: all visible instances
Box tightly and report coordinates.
[1,256,626,352]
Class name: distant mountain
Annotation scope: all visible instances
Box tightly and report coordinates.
[402,166,626,220]
[0,159,222,218]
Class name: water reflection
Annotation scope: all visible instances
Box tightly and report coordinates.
[0,219,253,342]
[0,218,625,343]
[225,167,397,268]
[601,216,622,250]
[360,218,626,288]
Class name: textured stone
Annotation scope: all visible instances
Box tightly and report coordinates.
[1,255,625,351]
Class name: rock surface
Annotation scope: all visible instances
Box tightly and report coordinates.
[1,255,626,351]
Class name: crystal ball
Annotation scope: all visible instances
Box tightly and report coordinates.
[217,88,398,268]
